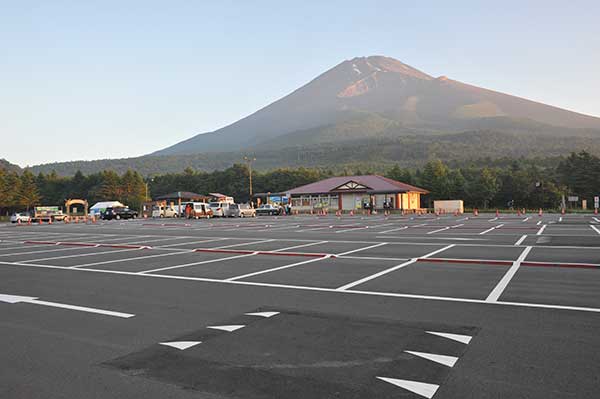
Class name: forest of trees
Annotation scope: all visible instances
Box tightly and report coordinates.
[1,151,599,216]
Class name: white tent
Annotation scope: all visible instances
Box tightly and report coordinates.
[89,201,125,215]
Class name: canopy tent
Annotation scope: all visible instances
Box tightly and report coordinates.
[89,201,125,215]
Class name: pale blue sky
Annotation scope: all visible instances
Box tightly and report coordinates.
[1,0,599,166]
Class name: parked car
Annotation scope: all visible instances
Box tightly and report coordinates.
[101,207,138,220]
[10,213,31,223]
[183,202,213,219]
[256,204,281,216]
[224,203,256,218]
[209,202,228,217]
[152,204,178,218]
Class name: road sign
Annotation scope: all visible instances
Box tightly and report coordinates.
[595,196,599,208]
[568,196,579,202]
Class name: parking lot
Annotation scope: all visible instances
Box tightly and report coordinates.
[2,212,600,398]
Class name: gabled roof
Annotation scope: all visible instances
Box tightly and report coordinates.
[286,175,428,195]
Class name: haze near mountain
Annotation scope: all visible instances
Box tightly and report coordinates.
[154,56,600,156]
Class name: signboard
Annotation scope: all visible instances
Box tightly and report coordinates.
[595,196,599,208]
[567,196,579,202]
[268,196,288,204]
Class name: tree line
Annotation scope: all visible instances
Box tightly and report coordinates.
[1,151,599,215]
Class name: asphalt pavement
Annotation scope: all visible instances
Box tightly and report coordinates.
[1,212,600,398]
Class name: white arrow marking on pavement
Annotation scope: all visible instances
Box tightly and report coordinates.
[245,311,280,318]
[159,341,202,350]
[405,350,459,367]
[377,377,439,399]
[426,331,472,344]
[207,325,245,332]
[0,293,134,318]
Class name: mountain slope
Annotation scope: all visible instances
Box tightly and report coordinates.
[0,159,22,173]
[153,55,600,156]
[28,131,600,177]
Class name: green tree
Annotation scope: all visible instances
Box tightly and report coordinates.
[18,171,41,211]
[468,168,499,208]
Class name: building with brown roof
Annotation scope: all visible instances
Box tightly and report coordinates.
[285,175,428,212]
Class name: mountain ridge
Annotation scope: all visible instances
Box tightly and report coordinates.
[152,55,600,156]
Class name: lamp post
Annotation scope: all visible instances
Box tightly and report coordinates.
[145,177,154,202]
[243,156,256,202]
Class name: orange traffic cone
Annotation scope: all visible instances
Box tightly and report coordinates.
[48,218,52,225]
[39,218,43,225]
[496,209,499,217]
[561,208,566,215]
[17,219,21,225]
[349,210,354,216]
[473,208,479,216]
[538,208,543,216]
[27,219,32,225]
[595,208,598,215]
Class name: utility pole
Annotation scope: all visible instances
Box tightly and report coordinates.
[243,156,256,202]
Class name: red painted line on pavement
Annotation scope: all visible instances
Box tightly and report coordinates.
[55,242,98,247]
[98,243,151,249]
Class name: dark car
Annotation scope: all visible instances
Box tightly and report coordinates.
[101,207,138,220]
[255,204,281,216]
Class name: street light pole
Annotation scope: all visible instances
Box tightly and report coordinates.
[244,156,256,202]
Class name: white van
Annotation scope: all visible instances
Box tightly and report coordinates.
[152,204,179,218]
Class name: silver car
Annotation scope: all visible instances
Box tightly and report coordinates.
[224,203,256,218]
[209,202,228,217]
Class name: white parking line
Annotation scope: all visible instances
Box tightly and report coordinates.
[225,255,332,282]
[3,260,600,314]
[514,234,527,246]
[19,248,142,263]
[211,239,274,249]
[335,226,370,233]
[591,225,600,235]
[378,226,408,234]
[272,241,328,252]
[138,252,259,274]
[0,245,101,258]
[157,238,229,248]
[0,244,56,252]
[335,244,455,291]
[478,226,496,235]
[427,227,450,235]
[486,246,532,302]
[335,242,388,256]
[536,225,547,235]
[257,224,300,232]
[72,250,187,269]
